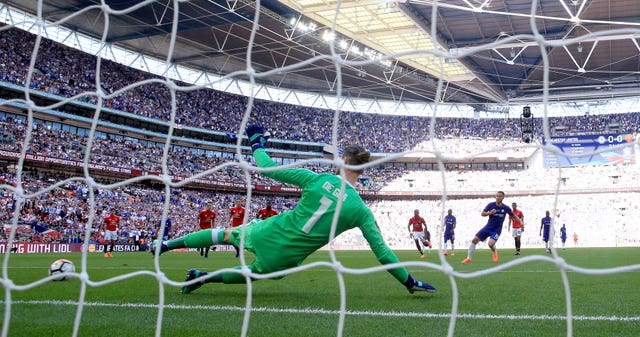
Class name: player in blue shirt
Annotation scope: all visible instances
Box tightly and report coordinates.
[157,218,172,241]
[560,224,567,250]
[443,209,456,256]
[462,191,521,263]
[540,211,553,253]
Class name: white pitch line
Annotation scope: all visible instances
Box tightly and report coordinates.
[4,300,640,322]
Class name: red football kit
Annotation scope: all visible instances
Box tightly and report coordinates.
[103,215,120,231]
[198,209,217,229]
[229,207,245,227]
[510,209,524,229]
[409,216,426,232]
[257,208,278,220]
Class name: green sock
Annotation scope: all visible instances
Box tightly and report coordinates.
[167,229,216,250]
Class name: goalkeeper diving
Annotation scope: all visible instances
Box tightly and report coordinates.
[152,124,436,295]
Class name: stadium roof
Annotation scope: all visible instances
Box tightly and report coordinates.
[5,0,640,107]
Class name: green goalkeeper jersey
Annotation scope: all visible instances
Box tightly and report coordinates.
[231,148,408,284]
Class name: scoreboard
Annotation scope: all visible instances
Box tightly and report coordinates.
[542,133,636,167]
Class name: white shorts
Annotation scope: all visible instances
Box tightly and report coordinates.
[104,230,118,241]
[412,232,426,241]
[511,228,523,237]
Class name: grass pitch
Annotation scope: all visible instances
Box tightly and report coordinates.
[1,247,639,337]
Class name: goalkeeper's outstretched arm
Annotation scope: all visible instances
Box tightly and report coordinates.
[361,218,437,294]
[245,124,436,294]
[246,124,317,186]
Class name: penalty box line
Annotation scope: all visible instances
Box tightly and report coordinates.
[4,300,640,322]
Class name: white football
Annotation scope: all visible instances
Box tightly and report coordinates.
[48,258,75,281]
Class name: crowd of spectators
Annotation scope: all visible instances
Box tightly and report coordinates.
[1,26,639,251]
[1,168,638,250]
[0,117,409,192]
[1,26,639,154]
[382,164,640,194]
[0,115,572,194]
[0,169,300,247]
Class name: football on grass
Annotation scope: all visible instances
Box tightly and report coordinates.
[48,259,75,281]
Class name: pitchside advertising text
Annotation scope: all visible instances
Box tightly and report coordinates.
[0,243,140,254]
[0,243,236,254]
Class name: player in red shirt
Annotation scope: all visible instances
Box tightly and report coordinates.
[508,202,525,255]
[197,202,217,258]
[407,209,432,258]
[101,209,120,257]
[257,201,278,220]
[229,199,245,257]
[229,199,245,227]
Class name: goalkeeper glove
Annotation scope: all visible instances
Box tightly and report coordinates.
[246,124,268,151]
[403,274,436,293]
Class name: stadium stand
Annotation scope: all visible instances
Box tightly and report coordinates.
[1,26,639,252]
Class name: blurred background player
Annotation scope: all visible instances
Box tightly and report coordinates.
[560,224,567,250]
[407,209,432,259]
[540,210,553,253]
[152,125,436,295]
[443,209,456,256]
[257,200,278,220]
[462,191,521,263]
[157,218,172,241]
[101,208,120,257]
[508,202,525,255]
[228,199,245,257]
[229,199,245,228]
[197,202,217,258]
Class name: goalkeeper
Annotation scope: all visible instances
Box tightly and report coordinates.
[152,124,436,295]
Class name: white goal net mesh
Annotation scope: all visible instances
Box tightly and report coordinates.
[1,1,639,337]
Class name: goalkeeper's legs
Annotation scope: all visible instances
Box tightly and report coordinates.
[182,266,258,294]
[152,229,227,255]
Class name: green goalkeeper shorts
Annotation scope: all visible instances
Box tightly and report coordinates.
[229,219,304,276]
